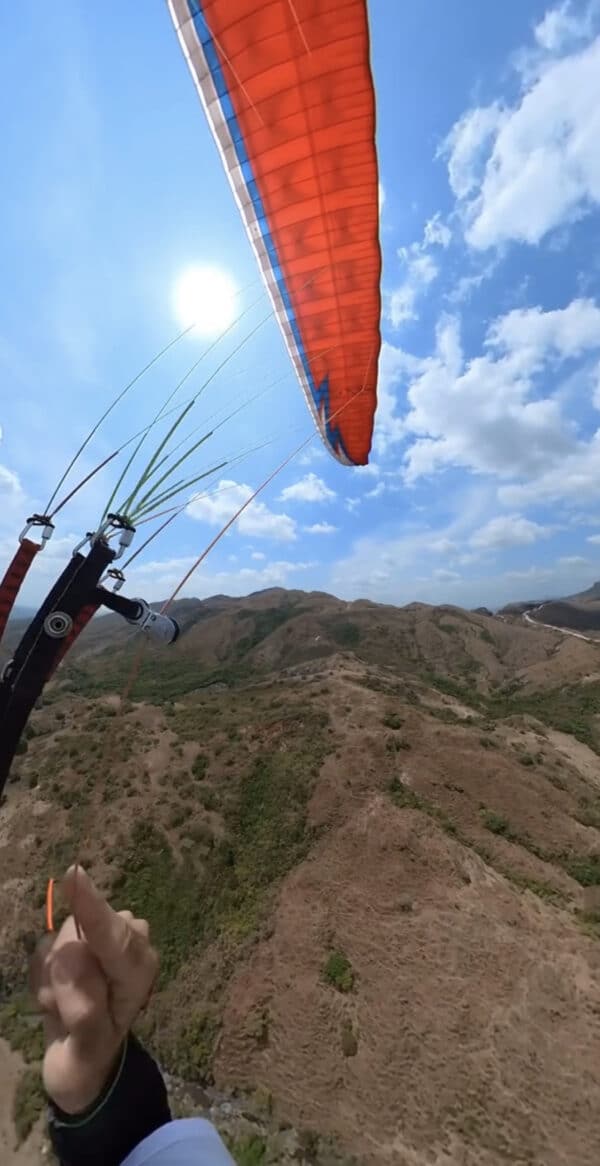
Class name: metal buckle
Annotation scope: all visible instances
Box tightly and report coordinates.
[72,514,135,559]
[72,530,97,557]
[105,567,126,593]
[19,514,55,547]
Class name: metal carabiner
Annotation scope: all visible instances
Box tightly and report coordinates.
[19,514,55,548]
[72,530,96,557]
[72,513,136,560]
[105,514,136,561]
[105,567,126,593]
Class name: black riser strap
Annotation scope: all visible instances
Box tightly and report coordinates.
[0,540,116,794]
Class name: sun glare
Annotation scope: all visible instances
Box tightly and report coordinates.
[173,264,238,337]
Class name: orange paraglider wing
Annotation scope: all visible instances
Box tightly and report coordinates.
[168,0,381,465]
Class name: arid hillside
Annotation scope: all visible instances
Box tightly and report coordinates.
[2,589,600,1164]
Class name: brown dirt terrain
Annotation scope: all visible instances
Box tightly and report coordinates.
[0,1041,44,1166]
[3,590,600,1163]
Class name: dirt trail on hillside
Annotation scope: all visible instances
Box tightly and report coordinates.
[545,730,600,789]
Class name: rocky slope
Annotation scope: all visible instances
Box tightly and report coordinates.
[2,589,600,1164]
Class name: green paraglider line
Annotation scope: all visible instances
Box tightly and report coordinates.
[101,289,272,523]
[130,462,229,522]
[43,321,198,515]
[43,272,268,516]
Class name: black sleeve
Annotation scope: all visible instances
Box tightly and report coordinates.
[48,1033,172,1166]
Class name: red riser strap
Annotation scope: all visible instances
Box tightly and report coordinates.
[49,602,100,678]
[0,539,40,642]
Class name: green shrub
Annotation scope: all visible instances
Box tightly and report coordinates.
[382,712,403,730]
[341,1019,358,1056]
[225,1134,267,1166]
[0,996,44,1062]
[576,799,600,829]
[168,804,188,829]
[185,822,213,848]
[388,777,457,836]
[192,753,209,781]
[326,618,361,649]
[13,1067,45,1144]
[564,854,600,886]
[111,821,206,984]
[482,812,511,836]
[323,951,354,993]
[163,1012,219,1083]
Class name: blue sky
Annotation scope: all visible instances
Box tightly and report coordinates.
[2,0,600,611]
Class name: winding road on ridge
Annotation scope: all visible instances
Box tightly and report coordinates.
[523,607,598,644]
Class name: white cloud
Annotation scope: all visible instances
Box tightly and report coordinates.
[328,521,600,609]
[186,479,296,542]
[592,361,600,409]
[304,522,337,535]
[559,554,588,566]
[441,103,506,200]
[279,473,336,504]
[388,213,451,329]
[445,260,497,306]
[353,462,380,477]
[123,553,317,605]
[297,445,326,467]
[390,252,438,326]
[488,298,600,360]
[251,550,266,561]
[0,464,23,498]
[5,532,84,607]
[400,300,600,493]
[423,213,452,249]
[534,1,596,53]
[470,514,553,549]
[444,32,600,249]
[503,565,554,583]
[433,568,460,582]
[499,431,600,507]
[373,341,418,455]
[427,537,458,556]
[588,534,600,544]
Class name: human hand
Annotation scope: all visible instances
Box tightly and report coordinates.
[30,866,158,1115]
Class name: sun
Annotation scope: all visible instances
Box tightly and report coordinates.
[173,264,238,337]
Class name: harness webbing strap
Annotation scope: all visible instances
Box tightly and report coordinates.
[50,601,102,677]
[0,539,41,644]
[0,539,116,795]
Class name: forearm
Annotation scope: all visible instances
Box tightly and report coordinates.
[48,1033,171,1166]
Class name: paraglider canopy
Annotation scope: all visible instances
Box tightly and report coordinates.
[168,0,382,465]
